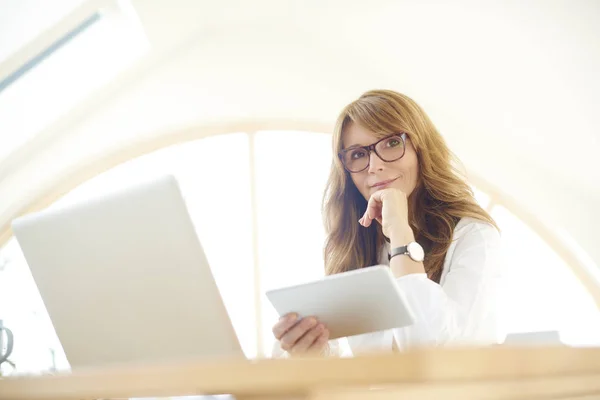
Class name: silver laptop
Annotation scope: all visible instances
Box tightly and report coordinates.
[11,175,244,369]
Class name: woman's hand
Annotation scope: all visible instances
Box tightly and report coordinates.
[272,313,330,356]
[360,188,424,277]
[359,188,411,240]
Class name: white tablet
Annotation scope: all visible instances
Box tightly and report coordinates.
[11,175,244,369]
[265,266,415,339]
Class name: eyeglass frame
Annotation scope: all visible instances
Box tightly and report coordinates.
[338,132,408,173]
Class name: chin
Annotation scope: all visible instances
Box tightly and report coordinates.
[405,185,418,198]
[360,188,372,200]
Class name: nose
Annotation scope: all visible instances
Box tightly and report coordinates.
[367,150,384,173]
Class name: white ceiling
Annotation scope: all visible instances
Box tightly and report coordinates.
[0,0,86,63]
[0,0,598,265]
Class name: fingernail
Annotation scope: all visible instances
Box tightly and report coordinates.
[316,323,324,332]
[284,313,297,322]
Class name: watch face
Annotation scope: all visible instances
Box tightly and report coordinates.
[407,242,425,262]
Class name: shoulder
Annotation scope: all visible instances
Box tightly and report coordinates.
[445,217,502,268]
[452,217,500,245]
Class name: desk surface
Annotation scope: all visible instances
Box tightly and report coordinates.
[1,346,600,400]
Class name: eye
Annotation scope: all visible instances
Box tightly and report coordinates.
[384,136,402,148]
[350,149,367,160]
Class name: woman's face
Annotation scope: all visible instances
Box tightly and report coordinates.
[342,122,420,201]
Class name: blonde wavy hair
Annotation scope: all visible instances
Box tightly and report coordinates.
[323,90,498,283]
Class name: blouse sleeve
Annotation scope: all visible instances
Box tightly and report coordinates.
[392,221,504,349]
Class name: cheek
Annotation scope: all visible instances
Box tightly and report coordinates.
[402,164,418,180]
[403,158,420,189]
[409,158,420,181]
[393,158,419,188]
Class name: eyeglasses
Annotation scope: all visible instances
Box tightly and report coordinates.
[338,133,407,173]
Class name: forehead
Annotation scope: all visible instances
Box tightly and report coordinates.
[341,122,381,148]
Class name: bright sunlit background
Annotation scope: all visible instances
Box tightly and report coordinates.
[0,0,599,375]
[1,132,599,373]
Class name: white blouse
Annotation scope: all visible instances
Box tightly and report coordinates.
[273,217,505,357]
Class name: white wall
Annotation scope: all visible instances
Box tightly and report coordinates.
[0,0,598,266]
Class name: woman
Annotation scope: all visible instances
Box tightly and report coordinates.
[272,89,503,357]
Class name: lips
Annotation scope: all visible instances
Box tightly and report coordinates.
[370,177,398,189]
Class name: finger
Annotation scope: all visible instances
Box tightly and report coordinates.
[272,313,299,340]
[359,215,369,226]
[290,323,325,353]
[280,317,318,351]
[366,191,384,219]
[308,330,330,355]
[362,191,384,227]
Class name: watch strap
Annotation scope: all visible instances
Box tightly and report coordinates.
[388,245,408,261]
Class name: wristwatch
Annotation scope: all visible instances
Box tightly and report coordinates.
[388,241,425,262]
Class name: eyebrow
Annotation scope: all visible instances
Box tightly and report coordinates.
[342,143,363,151]
[342,137,380,151]
[341,138,378,151]
[342,132,402,151]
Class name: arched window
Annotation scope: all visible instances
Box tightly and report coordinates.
[1,130,598,375]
